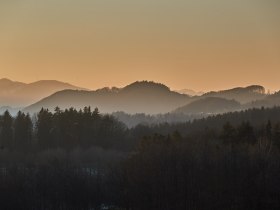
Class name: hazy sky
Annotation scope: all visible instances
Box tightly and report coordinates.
[1,0,280,91]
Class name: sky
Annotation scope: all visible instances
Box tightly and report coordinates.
[0,0,280,91]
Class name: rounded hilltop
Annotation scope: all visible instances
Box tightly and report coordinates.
[122,81,171,93]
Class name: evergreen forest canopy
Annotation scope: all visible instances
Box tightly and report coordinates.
[1,106,280,209]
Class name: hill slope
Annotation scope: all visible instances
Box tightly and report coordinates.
[0,78,87,107]
[24,82,278,115]
[24,81,191,114]
[174,97,241,114]
[202,85,266,103]
[244,91,280,109]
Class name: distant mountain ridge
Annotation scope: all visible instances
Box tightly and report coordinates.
[174,87,280,115]
[0,78,87,107]
[24,81,277,115]
[201,85,266,103]
[176,89,204,96]
[174,97,241,114]
[24,81,191,114]
[2,79,279,116]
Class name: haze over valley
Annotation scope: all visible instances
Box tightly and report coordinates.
[1,78,280,128]
[1,0,280,209]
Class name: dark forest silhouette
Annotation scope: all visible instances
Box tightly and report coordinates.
[1,106,280,209]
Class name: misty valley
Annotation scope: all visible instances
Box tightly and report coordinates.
[1,80,280,209]
[1,0,280,208]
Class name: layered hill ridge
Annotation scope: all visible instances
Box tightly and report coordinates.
[2,79,280,116]
[24,81,191,114]
[174,97,241,114]
[244,90,280,109]
[201,85,266,103]
[176,89,204,96]
[0,78,87,107]
[24,81,276,115]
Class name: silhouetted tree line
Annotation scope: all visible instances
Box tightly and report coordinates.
[1,106,280,209]
[0,107,127,152]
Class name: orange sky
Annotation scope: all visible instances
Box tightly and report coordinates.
[1,0,280,91]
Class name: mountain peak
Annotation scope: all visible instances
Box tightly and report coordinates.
[24,80,191,114]
[123,81,171,92]
[245,85,265,94]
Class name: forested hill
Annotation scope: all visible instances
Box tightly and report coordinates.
[147,106,280,137]
[24,81,191,114]
[1,106,280,209]
[3,79,280,117]
[1,106,280,151]
[201,85,266,103]
[23,82,274,115]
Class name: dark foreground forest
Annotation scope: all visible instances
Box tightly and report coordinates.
[1,107,280,209]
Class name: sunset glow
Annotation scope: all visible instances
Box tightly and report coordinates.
[1,0,280,91]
